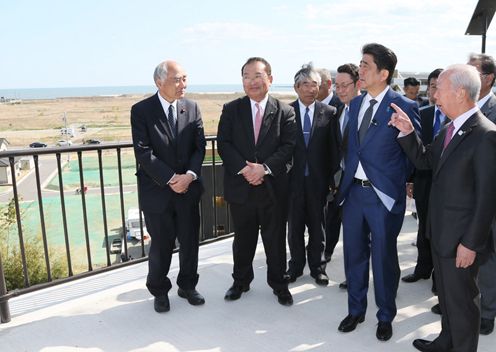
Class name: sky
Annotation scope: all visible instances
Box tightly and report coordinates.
[1,0,495,89]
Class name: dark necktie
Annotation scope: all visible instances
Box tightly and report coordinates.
[442,122,455,151]
[433,109,442,137]
[342,107,349,135]
[303,107,311,147]
[358,99,377,144]
[168,105,176,138]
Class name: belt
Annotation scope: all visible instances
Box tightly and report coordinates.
[353,177,372,187]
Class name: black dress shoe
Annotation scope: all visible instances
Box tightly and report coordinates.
[154,295,170,313]
[480,317,495,335]
[178,288,205,306]
[284,271,302,283]
[273,289,293,306]
[224,285,250,301]
[338,314,365,332]
[412,339,437,352]
[339,280,348,289]
[401,273,430,283]
[431,303,441,315]
[313,273,329,286]
[376,321,392,341]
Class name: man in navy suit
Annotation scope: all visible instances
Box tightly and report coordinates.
[131,60,206,313]
[317,68,344,110]
[402,69,444,287]
[336,43,420,341]
[286,64,339,286]
[468,53,496,335]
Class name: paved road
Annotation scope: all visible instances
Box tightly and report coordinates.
[0,155,137,203]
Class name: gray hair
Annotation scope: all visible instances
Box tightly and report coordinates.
[316,68,332,83]
[153,61,168,82]
[294,63,322,86]
[442,64,481,102]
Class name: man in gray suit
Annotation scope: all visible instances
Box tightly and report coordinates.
[468,53,496,335]
[390,64,496,352]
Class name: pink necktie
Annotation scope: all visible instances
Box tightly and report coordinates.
[442,122,455,151]
[254,103,262,143]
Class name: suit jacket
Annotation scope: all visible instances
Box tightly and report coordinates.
[480,92,496,123]
[329,93,344,110]
[337,87,420,214]
[413,105,436,202]
[288,100,339,203]
[399,111,496,257]
[217,95,296,205]
[131,93,206,213]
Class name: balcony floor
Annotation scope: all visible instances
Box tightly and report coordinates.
[1,214,495,351]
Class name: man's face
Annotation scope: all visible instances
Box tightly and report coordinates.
[468,58,493,96]
[294,77,319,106]
[156,62,187,102]
[317,79,331,101]
[335,72,358,105]
[427,78,438,104]
[433,74,456,119]
[242,61,273,102]
[359,54,387,91]
[404,85,420,100]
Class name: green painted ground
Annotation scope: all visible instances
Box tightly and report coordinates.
[47,153,137,190]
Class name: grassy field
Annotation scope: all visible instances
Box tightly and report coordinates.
[0,92,296,147]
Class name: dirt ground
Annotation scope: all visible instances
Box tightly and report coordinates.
[0,92,296,147]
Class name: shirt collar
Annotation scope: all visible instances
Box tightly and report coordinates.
[298,100,316,114]
[365,86,389,106]
[157,92,177,114]
[320,92,333,105]
[451,105,479,132]
[477,91,494,109]
[250,95,269,112]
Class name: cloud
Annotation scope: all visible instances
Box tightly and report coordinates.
[183,21,275,43]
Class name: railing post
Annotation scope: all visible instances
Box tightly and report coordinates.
[0,251,11,323]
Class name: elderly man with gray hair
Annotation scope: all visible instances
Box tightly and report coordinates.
[285,63,340,286]
[389,64,496,352]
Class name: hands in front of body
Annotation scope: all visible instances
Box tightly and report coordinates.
[456,243,476,268]
[169,174,194,194]
[388,103,415,134]
[240,161,265,186]
[406,183,414,198]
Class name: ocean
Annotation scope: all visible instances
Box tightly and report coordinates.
[0,84,295,100]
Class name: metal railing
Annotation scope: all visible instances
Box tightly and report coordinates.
[0,136,231,323]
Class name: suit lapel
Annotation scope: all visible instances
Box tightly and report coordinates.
[435,113,478,176]
[176,100,187,144]
[310,102,323,142]
[291,101,306,146]
[350,94,366,147]
[240,97,256,147]
[361,88,395,146]
[152,93,175,143]
[256,95,277,146]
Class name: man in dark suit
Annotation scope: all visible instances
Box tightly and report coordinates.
[286,64,339,286]
[317,68,344,110]
[323,63,361,290]
[390,64,496,352]
[322,63,361,264]
[468,53,496,335]
[404,77,428,107]
[402,69,444,286]
[131,60,206,313]
[336,43,420,341]
[217,57,296,306]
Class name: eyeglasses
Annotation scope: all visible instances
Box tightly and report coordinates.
[335,81,355,90]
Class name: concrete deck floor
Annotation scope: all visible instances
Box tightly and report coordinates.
[1,214,495,351]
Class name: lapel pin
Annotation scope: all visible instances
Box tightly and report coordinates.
[458,130,465,136]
